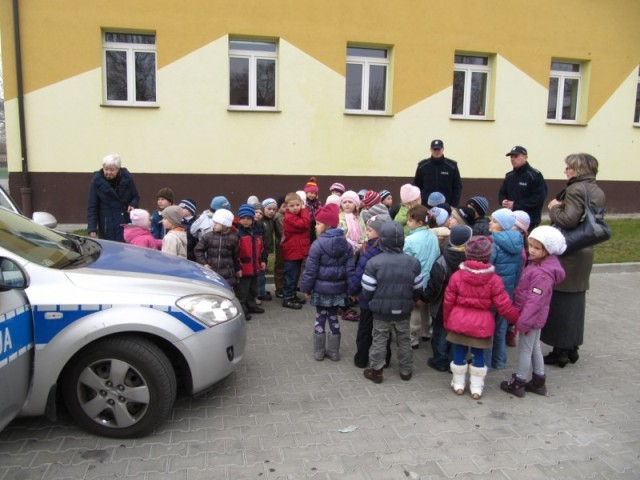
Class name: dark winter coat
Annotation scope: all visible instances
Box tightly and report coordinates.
[490,229,524,296]
[444,260,520,340]
[513,255,565,333]
[237,223,267,277]
[413,156,463,207]
[472,217,491,236]
[362,222,422,318]
[87,168,139,242]
[549,176,606,292]
[498,162,547,227]
[422,245,466,324]
[194,229,241,287]
[348,237,383,309]
[282,209,311,261]
[300,228,354,295]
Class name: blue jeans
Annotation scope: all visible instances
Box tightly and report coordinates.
[257,271,267,297]
[283,260,302,299]
[429,318,451,369]
[484,314,508,369]
[453,344,485,368]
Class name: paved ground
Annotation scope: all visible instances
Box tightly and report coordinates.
[1,271,639,479]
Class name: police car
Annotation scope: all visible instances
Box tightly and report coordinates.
[0,207,246,438]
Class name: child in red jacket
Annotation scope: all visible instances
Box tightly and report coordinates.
[235,203,267,320]
[444,236,519,399]
[281,192,311,309]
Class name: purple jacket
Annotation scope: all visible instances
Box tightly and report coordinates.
[300,228,354,295]
[512,255,565,333]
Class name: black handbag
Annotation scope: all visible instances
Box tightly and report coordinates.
[555,183,611,254]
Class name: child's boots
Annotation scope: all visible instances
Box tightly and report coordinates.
[326,333,341,361]
[524,372,547,396]
[450,362,468,395]
[313,333,325,361]
[364,367,383,383]
[469,365,488,399]
[500,373,527,397]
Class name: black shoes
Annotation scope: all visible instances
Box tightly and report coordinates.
[427,358,449,372]
[248,306,265,314]
[544,348,569,368]
[282,297,302,310]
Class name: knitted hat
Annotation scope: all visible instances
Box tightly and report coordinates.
[212,208,234,228]
[160,205,183,227]
[379,189,392,201]
[314,203,340,228]
[296,190,307,205]
[178,199,197,216]
[330,182,345,194]
[513,210,531,232]
[362,203,389,224]
[304,176,319,193]
[427,191,446,207]
[210,195,231,211]
[362,190,381,209]
[429,206,449,227]
[467,196,490,217]
[357,189,369,200]
[262,197,277,209]
[325,194,341,205]
[528,226,567,256]
[438,202,452,216]
[367,212,391,234]
[449,224,473,248]
[491,208,516,231]
[451,207,475,226]
[465,235,493,262]
[276,195,286,209]
[340,190,361,209]
[400,184,421,204]
[237,203,255,219]
[129,209,150,228]
[156,187,174,204]
[247,195,260,208]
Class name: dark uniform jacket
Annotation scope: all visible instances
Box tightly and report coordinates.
[498,162,547,228]
[413,156,463,207]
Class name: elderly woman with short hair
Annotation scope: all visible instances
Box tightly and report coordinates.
[87,153,140,242]
[542,153,606,367]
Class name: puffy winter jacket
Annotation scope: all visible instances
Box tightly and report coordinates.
[282,209,311,261]
[194,229,241,287]
[490,229,524,296]
[403,226,440,287]
[362,222,422,317]
[300,228,354,295]
[237,223,266,277]
[513,255,565,333]
[444,260,520,338]
[123,225,162,250]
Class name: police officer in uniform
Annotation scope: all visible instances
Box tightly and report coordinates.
[498,145,547,231]
[413,139,463,207]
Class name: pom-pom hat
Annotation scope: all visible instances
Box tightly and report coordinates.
[528,226,567,256]
[465,235,493,262]
[304,177,319,193]
[314,203,340,228]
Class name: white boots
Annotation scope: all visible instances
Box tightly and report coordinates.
[450,362,488,399]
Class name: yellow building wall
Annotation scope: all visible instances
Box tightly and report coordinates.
[1,0,639,181]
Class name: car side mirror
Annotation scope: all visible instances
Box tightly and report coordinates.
[32,212,58,229]
[0,257,29,291]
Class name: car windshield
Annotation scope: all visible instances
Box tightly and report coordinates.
[0,186,20,214]
[0,208,98,269]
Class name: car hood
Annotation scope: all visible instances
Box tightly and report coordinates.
[79,239,229,290]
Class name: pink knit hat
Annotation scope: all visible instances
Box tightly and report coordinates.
[129,209,150,229]
[340,190,361,209]
[400,184,421,204]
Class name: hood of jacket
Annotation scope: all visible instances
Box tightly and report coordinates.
[379,221,404,253]
[316,228,351,258]
[491,229,523,255]
[443,245,466,273]
[458,260,496,286]
[532,254,566,285]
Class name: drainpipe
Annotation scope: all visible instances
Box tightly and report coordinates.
[12,0,32,216]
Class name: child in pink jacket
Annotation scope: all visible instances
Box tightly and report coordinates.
[500,226,566,398]
[123,209,162,250]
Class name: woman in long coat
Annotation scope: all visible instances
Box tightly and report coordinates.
[541,153,606,367]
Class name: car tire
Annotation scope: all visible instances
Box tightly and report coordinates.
[61,336,177,438]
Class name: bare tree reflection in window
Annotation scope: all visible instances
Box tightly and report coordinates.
[451,70,465,115]
[368,65,386,111]
[345,63,363,109]
[106,51,128,101]
[256,59,275,107]
[135,52,156,102]
[230,57,249,106]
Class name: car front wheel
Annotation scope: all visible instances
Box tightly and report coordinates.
[61,336,177,438]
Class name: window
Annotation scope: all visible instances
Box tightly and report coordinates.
[345,46,389,114]
[229,39,277,110]
[103,32,156,106]
[547,61,581,122]
[634,67,640,125]
[451,55,490,118]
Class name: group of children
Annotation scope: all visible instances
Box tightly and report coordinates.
[120,179,568,400]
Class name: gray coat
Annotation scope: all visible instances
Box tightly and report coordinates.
[549,176,606,293]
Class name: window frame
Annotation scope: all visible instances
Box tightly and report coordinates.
[345,45,391,115]
[228,38,278,111]
[547,60,583,124]
[634,67,640,126]
[451,54,491,120]
[102,31,158,107]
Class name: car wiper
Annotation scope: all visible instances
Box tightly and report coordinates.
[58,256,88,269]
